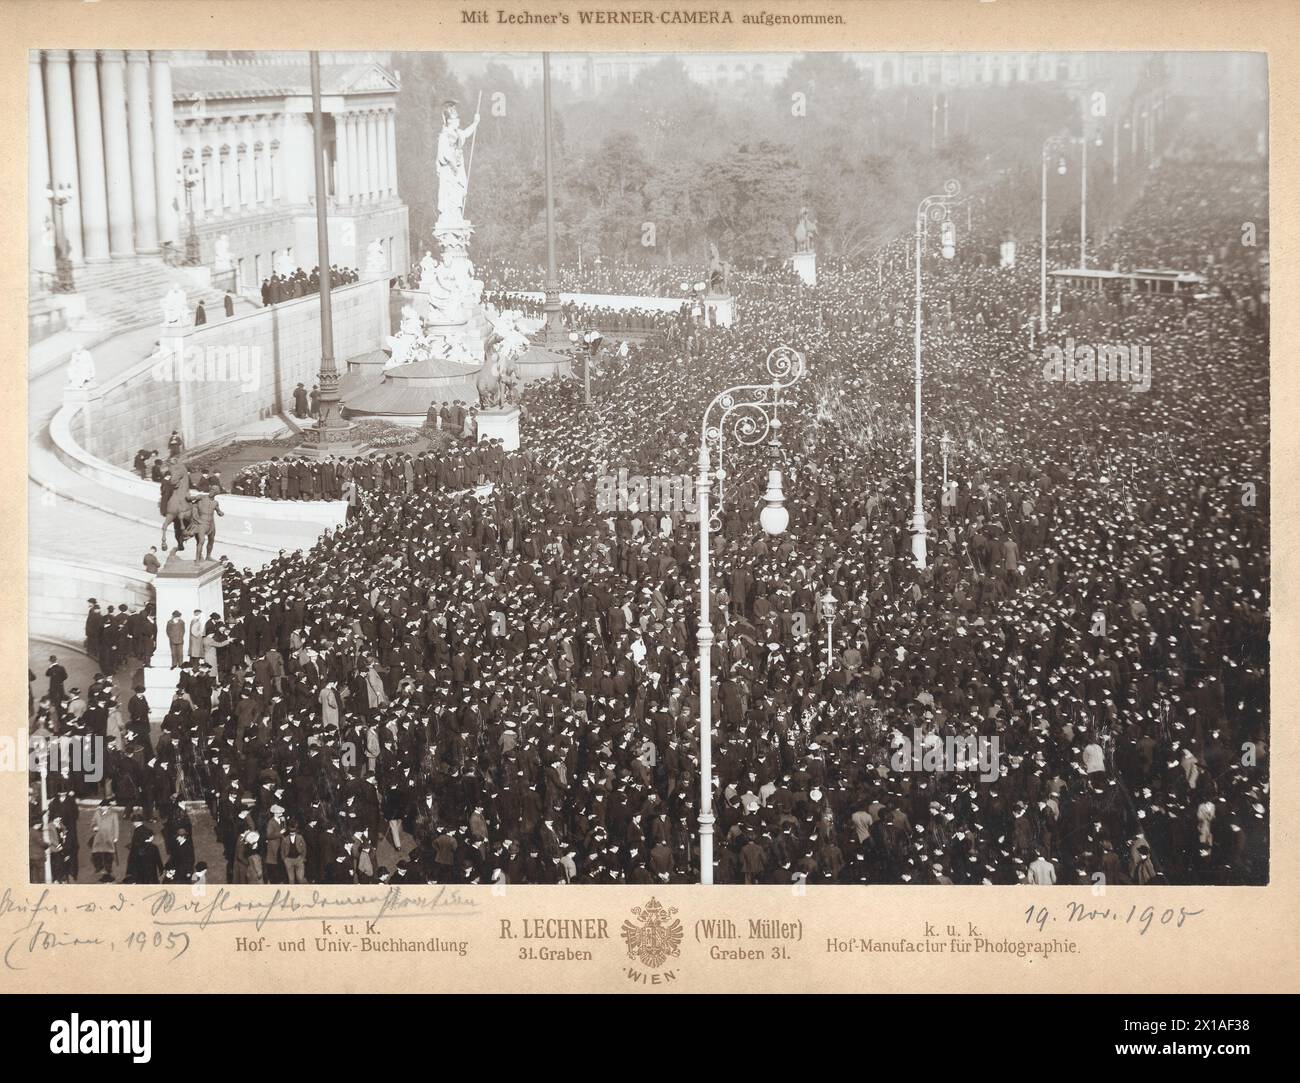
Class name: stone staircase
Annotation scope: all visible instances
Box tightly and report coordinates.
[67,257,254,336]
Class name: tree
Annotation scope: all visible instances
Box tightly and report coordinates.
[393,52,463,265]
[704,141,803,262]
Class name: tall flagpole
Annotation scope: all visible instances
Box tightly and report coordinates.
[541,53,566,347]
[303,50,352,450]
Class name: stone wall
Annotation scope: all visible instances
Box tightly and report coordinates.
[28,556,152,647]
[77,277,389,466]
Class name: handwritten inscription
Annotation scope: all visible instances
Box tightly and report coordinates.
[0,885,480,972]
[1025,902,1206,936]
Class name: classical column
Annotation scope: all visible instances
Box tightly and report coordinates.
[29,52,54,273]
[337,113,349,201]
[358,112,370,200]
[200,127,217,216]
[251,116,266,207]
[366,111,379,200]
[355,112,368,200]
[151,52,178,247]
[125,50,158,253]
[328,114,344,202]
[43,52,82,264]
[220,137,233,213]
[243,120,257,208]
[99,50,136,259]
[346,113,361,203]
[260,116,274,204]
[385,108,397,196]
[281,114,305,204]
[73,50,110,262]
[237,119,253,209]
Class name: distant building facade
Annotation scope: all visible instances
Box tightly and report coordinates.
[445,50,1121,97]
[30,50,408,297]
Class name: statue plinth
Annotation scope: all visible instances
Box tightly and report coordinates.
[475,405,520,452]
[703,294,735,328]
[434,218,475,262]
[144,553,226,720]
[298,417,369,458]
[792,250,817,287]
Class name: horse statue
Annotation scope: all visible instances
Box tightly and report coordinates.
[477,309,542,407]
[476,349,504,408]
[159,466,192,552]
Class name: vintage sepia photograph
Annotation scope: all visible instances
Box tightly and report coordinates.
[25,43,1269,893]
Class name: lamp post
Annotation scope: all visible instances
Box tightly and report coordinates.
[179,164,201,265]
[941,430,953,491]
[540,53,567,347]
[33,731,52,883]
[45,183,76,293]
[1078,107,1104,270]
[696,345,805,883]
[1040,140,1067,333]
[568,329,601,408]
[1078,114,1089,270]
[301,50,353,450]
[912,179,961,570]
[820,590,838,670]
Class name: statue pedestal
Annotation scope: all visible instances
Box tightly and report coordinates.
[793,251,817,287]
[476,406,520,452]
[704,294,735,328]
[299,420,368,459]
[144,554,226,721]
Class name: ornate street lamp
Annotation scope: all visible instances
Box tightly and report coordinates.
[568,329,601,408]
[912,179,962,569]
[44,183,76,293]
[820,590,838,670]
[178,164,201,265]
[696,344,805,883]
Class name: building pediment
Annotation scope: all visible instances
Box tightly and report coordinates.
[342,64,399,95]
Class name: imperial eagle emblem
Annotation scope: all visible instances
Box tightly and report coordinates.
[621,897,684,969]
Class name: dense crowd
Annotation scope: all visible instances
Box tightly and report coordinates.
[261,265,361,306]
[483,290,680,337]
[228,435,504,504]
[31,133,1269,886]
[476,258,807,302]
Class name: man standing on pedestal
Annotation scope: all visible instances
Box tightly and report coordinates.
[166,610,186,669]
[188,609,204,664]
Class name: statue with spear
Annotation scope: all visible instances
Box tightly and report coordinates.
[435,92,482,226]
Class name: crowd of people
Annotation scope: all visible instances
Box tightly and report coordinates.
[228,437,506,505]
[261,265,362,307]
[31,117,1269,886]
[483,290,680,338]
